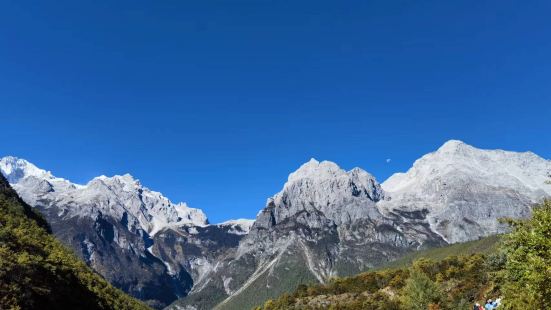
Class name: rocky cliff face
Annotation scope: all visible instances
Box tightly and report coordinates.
[0,156,252,309]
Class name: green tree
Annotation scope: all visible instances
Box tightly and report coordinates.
[400,269,445,310]
[501,200,551,309]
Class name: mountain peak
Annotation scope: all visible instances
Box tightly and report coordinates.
[437,139,470,153]
[109,173,140,186]
[288,159,343,183]
[382,141,551,196]
[87,174,145,192]
[307,157,320,165]
[263,157,385,228]
[0,156,55,183]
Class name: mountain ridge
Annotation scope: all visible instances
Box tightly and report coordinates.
[3,139,549,229]
[0,156,254,232]
[171,140,551,309]
[2,140,550,309]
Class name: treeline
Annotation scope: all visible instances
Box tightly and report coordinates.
[0,174,150,310]
[257,200,551,310]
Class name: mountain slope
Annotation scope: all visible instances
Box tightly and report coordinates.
[371,234,501,271]
[172,159,445,310]
[172,141,550,310]
[379,140,551,243]
[258,199,551,309]
[255,236,503,310]
[0,156,253,309]
[0,173,150,310]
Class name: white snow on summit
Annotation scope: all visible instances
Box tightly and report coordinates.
[217,219,255,235]
[0,156,208,236]
[379,140,551,243]
[1,156,58,183]
[382,140,551,197]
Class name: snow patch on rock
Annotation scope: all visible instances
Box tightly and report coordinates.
[217,219,255,235]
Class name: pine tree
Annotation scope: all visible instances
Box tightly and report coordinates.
[400,268,445,310]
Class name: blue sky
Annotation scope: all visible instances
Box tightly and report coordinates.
[1,1,550,223]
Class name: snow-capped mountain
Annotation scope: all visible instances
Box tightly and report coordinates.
[0,156,253,309]
[0,156,208,236]
[379,140,551,243]
[3,140,550,310]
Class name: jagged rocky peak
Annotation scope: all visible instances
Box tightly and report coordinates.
[90,173,140,187]
[259,158,385,227]
[0,156,209,236]
[90,174,209,235]
[85,173,210,230]
[281,158,384,201]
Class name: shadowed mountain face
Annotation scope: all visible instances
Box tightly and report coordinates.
[2,141,550,310]
[0,173,150,310]
[38,206,193,308]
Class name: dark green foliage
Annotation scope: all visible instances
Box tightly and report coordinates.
[0,174,51,232]
[500,199,551,309]
[0,174,150,310]
[400,268,445,310]
[206,250,320,310]
[257,253,497,310]
[373,234,501,271]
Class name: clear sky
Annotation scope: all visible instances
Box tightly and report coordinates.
[1,1,550,223]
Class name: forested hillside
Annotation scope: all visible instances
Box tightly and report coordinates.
[0,174,150,310]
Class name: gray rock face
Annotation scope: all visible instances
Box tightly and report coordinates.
[266,160,386,226]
